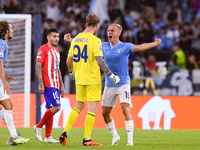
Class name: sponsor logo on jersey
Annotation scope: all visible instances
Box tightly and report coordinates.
[56,99,60,104]
[38,50,42,55]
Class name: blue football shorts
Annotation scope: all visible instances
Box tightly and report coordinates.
[43,87,61,109]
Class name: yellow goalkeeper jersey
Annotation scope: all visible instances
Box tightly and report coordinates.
[68,32,103,85]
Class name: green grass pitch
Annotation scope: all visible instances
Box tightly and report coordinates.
[0,128,200,150]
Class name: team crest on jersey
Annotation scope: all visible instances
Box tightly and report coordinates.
[99,46,102,50]
[117,48,121,53]
[0,46,4,52]
[38,50,42,55]
[56,99,60,104]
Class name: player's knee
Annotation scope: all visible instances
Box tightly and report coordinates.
[102,108,109,117]
[53,106,61,113]
[121,104,131,114]
[4,104,13,110]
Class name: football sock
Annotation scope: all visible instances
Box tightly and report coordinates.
[45,116,53,138]
[4,110,18,138]
[0,107,5,122]
[106,120,118,137]
[84,112,96,139]
[125,120,134,144]
[64,107,80,133]
[37,109,54,128]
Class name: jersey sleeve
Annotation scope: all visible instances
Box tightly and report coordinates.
[0,42,5,59]
[93,38,103,57]
[127,43,135,54]
[36,46,46,63]
[68,41,74,57]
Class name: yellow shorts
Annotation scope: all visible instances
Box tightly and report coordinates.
[76,84,101,102]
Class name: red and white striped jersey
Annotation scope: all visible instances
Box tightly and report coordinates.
[36,44,60,89]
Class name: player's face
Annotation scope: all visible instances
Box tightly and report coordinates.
[8,24,14,40]
[48,32,59,46]
[107,25,120,43]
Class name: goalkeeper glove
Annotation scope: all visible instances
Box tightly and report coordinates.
[69,70,75,80]
[109,73,120,85]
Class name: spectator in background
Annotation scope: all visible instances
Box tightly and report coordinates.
[140,2,155,24]
[186,54,199,69]
[123,9,133,42]
[166,5,182,25]
[153,14,165,32]
[167,59,181,71]
[96,20,109,42]
[145,54,158,72]
[108,0,128,31]
[153,26,167,50]
[163,5,172,23]
[171,43,186,69]
[137,21,154,44]
[42,0,62,23]
[191,0,200,20]
[165,22,180,49]
[66,1,80,15]
[179,22,195,55]
[3,0,21,14]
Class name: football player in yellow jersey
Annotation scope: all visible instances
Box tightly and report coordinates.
[59,14,120,146]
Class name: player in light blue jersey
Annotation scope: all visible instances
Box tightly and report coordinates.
[101,24,161,146]
[0,20,30,145]
[64,23,161,146]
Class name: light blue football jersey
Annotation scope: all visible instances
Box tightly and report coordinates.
[0,39,8,87]
[102,41,134,87]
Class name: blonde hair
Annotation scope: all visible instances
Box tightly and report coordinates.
[109,23,122,33]
[86,14,100,27]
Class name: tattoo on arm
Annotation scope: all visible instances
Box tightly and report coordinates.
[35,62,44,88]
[95,56,112,75]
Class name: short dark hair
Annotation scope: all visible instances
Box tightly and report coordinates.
[0,20,9,39]
[46,28,59,36]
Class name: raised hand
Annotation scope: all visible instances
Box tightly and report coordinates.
[154,38,161,46]
[64,33,72,42]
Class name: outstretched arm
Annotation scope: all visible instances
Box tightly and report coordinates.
[35,62,44,94]
[132,38,161,51]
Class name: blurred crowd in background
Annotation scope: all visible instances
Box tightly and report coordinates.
[1,0,200,94]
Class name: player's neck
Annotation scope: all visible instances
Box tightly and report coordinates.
[83,27,96,35]
[5,38,8,43]
[110,39,120,46]
[4,35,8,43]
[47,42,55,48]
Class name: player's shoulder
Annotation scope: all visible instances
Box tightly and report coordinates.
[38,44,49,51]
[0,39,7,51]
[121,42,134,47]
[0,39,6,46]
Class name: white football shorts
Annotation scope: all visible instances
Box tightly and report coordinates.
[101,84,132,108]
[0,86,10,101]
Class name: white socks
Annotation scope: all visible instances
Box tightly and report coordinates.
[106,120,118,137]
[4,110,18,138]
[125,120,134,145]
[0,107,5,122]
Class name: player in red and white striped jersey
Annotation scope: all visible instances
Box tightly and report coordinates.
[33,28,65,143]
